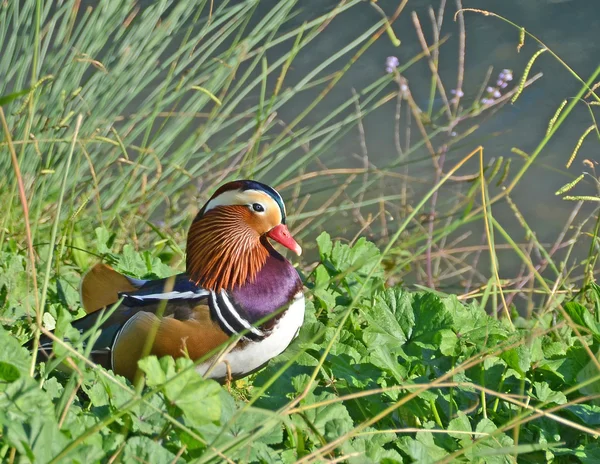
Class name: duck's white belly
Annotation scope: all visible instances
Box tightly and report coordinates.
[197,292,305,379]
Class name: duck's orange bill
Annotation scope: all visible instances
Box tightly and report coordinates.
[267,224,302,256]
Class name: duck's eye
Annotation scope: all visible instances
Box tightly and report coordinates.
[252,203,265,212]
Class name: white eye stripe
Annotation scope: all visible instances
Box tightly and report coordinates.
[204,190,249,212]
[204,189,282,223]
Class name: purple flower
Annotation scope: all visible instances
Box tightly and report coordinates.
[492,89,501,98]
[386,56,399,73]
[451,88,464,97]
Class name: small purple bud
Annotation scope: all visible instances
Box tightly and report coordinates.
[486,86,494,93]
[385,56,399,70]
[492,89,501,98]
[481,98,489,104]
[386,66,394,74]
[496,80,504,87]
[400,83,408,92]
[500,81,508,89]
[451,131,457,137]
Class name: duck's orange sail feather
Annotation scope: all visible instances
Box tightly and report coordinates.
[80,263,138,314]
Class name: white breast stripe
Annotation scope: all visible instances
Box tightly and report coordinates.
[197,292,305,379]
[128,290,209,301]
[210,291,238,335]
[219,290,264,337]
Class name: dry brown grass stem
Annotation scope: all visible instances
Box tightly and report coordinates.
[0,107,40,321]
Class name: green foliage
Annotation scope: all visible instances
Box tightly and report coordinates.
[1,236,598,462]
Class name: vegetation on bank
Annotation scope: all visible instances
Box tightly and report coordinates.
[1,0,599,462]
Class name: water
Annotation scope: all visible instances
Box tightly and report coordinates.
[248,0,600,289]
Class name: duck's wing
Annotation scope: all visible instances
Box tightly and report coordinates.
[37,264,228,380]
[110,306,230,381]
[77,268,225,372]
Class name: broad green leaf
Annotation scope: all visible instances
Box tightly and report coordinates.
[533,382,567,404]
[122,436,183,463]
[577,348,600,399]
[139,355,222,426]
[448,411,471,442]
[438,329,459,356]
[398,430,449,463]
[501,344,531,378]
[316,231,333,259]
[363,287,414,345]
[566,404,600,425]
[411,292,454,348]
[565,301,600,340]
[118,244,149,277]
[95,226,113,255]
[0,361,20,382]
[469,418,514,463]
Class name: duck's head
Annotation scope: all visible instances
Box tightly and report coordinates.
[186,180,301,291]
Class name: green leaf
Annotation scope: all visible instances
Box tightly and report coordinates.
[448,411,471,443]
[533,382,567,404]
[0,361,20,382]
[411,292,454,348]
[438,329,459,356]
[118,244,149,277]
[0,87,31,106]
[501,344,531,378]
[565,301,600,340]
[122,436,183,463]
[318,234,384,299]
[316,231,333,259]
[566,404,600,425]
[398,430,449,463]
[363,287,414,345]
[95,226,113,255]
[577,348,600,399]
[469,419,514,463]
[139,356,222,426]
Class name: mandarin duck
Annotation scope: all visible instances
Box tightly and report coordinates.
[37,180,304,381]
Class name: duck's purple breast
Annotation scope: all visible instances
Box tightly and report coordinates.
[231,252,302,322]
